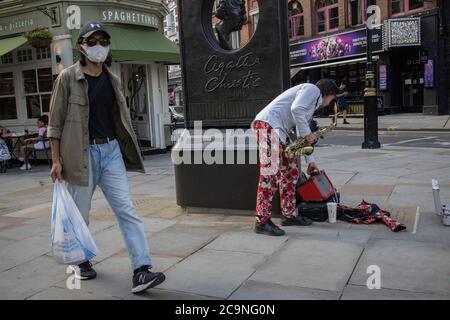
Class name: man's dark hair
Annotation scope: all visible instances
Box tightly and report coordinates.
[316,78,339,96]
[38,114,48,126]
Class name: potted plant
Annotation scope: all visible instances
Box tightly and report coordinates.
[24,28,52,48]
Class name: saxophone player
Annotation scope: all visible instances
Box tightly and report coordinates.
[251,79,339,236]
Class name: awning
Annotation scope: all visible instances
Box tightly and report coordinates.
[0,35,27,57]
[72,25,180,64]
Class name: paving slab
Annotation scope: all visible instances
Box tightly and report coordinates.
[27,286,123,300]
[148,224,226,257]
[0,235,51,272]
[250,238,364,292]
[341,284,450,300]
[0,216,30,229]
[159,249,267,299]
[141,217,178,235]
[0,239,14,248]
[0,222,50,241]
[349,239,450,296]
[340,184,394,197]
[205,231,288,255]
[347,173,399,185]
[125,288,219,300]
[3,204,50,219]
[52,253,181,299]
[229,280,340,300]
[0,256,67,300]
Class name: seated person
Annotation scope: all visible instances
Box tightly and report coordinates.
[0,125,13,154]
[0,125,11,138]
[19,115,49,170]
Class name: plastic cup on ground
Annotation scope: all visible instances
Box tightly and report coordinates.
[327,202,337,224]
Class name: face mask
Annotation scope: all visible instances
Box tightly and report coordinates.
[81,44,109,63]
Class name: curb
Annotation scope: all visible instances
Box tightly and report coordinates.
[330,127,450,132]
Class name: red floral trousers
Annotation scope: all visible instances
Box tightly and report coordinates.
[252,120,299,224]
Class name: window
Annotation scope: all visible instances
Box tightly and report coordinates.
[22,68,52,119]
[1,52,13,64]
[316,0,339,34]
[166,11,176,36]
[17,49,32,62]
[289,1,304,40]
[251,11,259,35]
[36,46,51,60]
[409,0,424,11]
[391,0,424,17]
[231,31,240,50]
[349,0,366,26]
[0,72,17,120]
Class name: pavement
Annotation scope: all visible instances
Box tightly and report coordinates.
[316,113,450,131]
[1,125,450,300]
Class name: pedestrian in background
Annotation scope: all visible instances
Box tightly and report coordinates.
[335,82,349,125]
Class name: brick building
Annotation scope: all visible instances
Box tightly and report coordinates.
[163,0,449,115]
[289,0,448,115]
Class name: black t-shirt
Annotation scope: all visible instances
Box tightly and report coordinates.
[85,71,116,139]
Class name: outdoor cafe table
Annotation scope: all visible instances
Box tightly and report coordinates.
[9,132,37,162]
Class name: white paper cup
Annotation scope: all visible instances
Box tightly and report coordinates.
[327,202,337,224]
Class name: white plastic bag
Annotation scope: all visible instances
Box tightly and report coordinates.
[51,180,99,264]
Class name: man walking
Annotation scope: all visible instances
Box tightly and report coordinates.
[48,21,165,293]
[335,82,349,125]
[252,79,339,236]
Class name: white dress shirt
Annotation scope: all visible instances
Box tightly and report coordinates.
[253,83,322,164]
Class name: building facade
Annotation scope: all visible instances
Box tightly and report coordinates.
[163,0,261,111]
[0,0,180,151]
[162,0,449,116]
[289,0,449,115]
[162,0,182,109]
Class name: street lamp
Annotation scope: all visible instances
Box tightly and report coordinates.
[362,0,381,149]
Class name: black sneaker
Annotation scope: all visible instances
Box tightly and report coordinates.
[343,120,350,124]
[282,215,313,226]
[132,266,166,294]
[76,261,97,280]
[254,219,286,236]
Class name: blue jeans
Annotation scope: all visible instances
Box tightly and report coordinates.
[66,139,151,270]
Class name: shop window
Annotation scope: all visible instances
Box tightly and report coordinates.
[36,46,51,60]
[391,0,424,17]
[316,0,339,34]
[349,0,366,26]
[1,52,13,64]
[166,9,176,36]
[17,49,33,63]
[0,72,17,120]
[288,1,304,40]
[22,68,52,119]
[409,0,424,10]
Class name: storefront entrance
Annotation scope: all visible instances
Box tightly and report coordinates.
[401,68,424,110]
[121,64,152,145]
[390,48,425,112]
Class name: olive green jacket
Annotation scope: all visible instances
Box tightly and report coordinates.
[48,61,145,186]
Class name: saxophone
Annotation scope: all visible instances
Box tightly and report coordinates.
[285,119,337,159]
